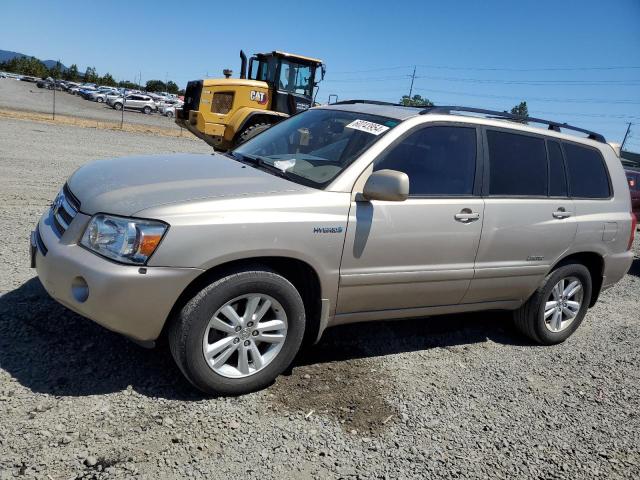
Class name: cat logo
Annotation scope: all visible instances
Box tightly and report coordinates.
[250,90,268,105]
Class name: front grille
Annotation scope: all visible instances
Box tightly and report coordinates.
[182,80,203,116]
[211,92,234,114]
[51,184,80,236]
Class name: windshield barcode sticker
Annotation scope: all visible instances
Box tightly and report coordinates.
[345,119,390,136]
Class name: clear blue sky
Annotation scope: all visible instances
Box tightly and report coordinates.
[1,0,639,146]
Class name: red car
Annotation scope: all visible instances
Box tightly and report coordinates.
[621,151,640,225]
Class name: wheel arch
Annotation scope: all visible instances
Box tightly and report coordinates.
[550,251,604,307]
[162,256,323,346]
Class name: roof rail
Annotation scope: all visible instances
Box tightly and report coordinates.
[332,99,403,106]
[421,105,606,143]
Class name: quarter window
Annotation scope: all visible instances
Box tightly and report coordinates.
[488,130,547,196]
[374,126,477,196]
[547,141,568,197]
[563,143,610,198]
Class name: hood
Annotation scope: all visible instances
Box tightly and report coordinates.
[67,153,307,216]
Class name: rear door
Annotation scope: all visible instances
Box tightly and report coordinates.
[463,129,576,303]
[338,123,485,314]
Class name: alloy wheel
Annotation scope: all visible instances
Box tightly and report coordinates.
[543,276,583,333]
[202,294,288,378]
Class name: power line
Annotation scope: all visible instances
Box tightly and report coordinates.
[327,74,640,86]
[411,87,640,105]
[331,64,640,75]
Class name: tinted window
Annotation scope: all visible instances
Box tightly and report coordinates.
[548,141,568,197]
[563,143,610,198]
[374,126,476,195]
[488,130,547,196]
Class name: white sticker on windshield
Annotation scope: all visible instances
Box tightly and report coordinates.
[274,159,296,172]
[345,119,390,136]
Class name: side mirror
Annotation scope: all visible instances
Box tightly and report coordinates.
[362,169,409,202]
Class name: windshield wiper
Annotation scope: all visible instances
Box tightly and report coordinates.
[242,154,290,178]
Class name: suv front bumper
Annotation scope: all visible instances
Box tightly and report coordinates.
[31,211,203,344]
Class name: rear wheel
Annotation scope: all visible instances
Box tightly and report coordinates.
[168,267,306,395]
[113,102,123,111]
[513,263,592,345]
[96,97,104,103]
[236,122,271,146]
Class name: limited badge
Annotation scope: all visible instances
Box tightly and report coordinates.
[250,90,268,105]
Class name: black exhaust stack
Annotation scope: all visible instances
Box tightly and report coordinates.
[239,50,247,79]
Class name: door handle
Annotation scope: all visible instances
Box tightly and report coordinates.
[454,209,480,223]
[552,207,572,219]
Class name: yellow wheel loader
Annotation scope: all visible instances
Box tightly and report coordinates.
[176,50,325,151]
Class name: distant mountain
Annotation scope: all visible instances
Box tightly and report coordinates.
[0,49,68,70]
[0,49,25,62]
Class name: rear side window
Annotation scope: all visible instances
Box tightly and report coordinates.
[488,130,547,196]
[375,126,477,196]
[563,143,610,198]
[547,141,568,197]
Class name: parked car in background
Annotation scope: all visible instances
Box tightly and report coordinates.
[621,151,640,224]
[157,99,183,117]
[87,87,119,102]
[20,75,40,83]
[108,94,157,114]
[31,103,635,395]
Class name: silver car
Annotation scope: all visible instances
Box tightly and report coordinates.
[107,94,157,114]
[31,102,635,395]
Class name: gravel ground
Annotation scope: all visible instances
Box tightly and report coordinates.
[0,79,181,129]
[0,119,639,479]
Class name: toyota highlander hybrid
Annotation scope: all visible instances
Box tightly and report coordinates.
[31,102,636,395]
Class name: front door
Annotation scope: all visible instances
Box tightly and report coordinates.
[337,124,484,314]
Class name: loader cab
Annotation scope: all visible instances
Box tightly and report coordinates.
[248,51,324,116]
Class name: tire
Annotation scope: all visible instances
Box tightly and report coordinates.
[97,97,104,103]
[513,263,592,345]
[166,110,174,118]
[143,106,151,114]
[168,267,306,395]
[236,122,271,146]
[113,102,123,111]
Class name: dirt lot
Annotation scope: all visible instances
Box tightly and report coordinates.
[0,118,639,479]
[0,78,181,130]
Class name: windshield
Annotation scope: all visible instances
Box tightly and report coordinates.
[232,109,399,187]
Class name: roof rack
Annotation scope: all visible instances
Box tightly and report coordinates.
[332,99,404,107]
[421,105,606,143]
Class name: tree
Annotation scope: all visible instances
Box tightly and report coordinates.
[100,73,116,86]
[510,101,529,118]
[63,64,79,81]
[2,56,48,78]
[118,80,138,89]
[400,94,433,107]
[48,61,63,79]
[166,80,179,94]
[84,66,98,84]
[145,79,167,92]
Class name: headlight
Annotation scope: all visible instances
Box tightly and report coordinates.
[81,214,168,265]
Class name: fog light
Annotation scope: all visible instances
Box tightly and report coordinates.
[71,276,89,303]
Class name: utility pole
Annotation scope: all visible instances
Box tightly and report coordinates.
[408,66,416,100]
[621,122,632,151]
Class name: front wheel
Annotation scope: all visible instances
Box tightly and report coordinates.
[97,97,104,103]
[143,106,151,114]
[513,263,592,345]
[168,267,306,395]
[113,102,123,111]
